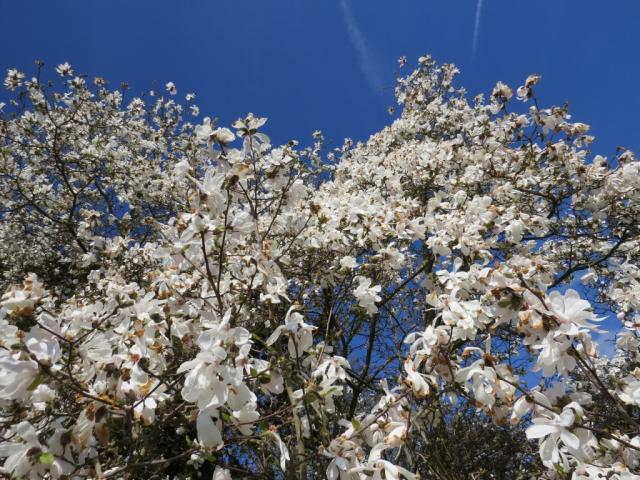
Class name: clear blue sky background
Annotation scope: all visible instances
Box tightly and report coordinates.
[2,0,639,154]
[2,0,638,354]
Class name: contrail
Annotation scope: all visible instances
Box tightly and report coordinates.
[340,0,382,96]
[472,0,483,59]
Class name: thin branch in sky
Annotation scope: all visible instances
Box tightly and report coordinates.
[472,0,483,59]
[340,0,382,96]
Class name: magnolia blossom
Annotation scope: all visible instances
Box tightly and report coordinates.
[266,429,290,471]
[340,255,358,269]
[0,422,45,478]
[196,412,223,449]
[353,276,382,315]
[266,306,316,357]
[165,81,177,95]
[0,356,39,401]
[403,358,432,398]
[213,466,232,480]
[547,289,601,334]
[533,331,577,376]
[619,378,640,406]
[55,62,73,77]
[526,402,587,467]
[0,57,639,479]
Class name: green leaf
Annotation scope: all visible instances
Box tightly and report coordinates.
[303,391,319,404]
[27,373,46,392]
[351,418,361,430]
[39,452,54,465]
[497,298,512,309]
[203,452,216,462]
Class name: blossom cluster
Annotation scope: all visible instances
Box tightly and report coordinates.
[0,58,639,479]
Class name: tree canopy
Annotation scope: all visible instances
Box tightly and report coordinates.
[1,57,639,479]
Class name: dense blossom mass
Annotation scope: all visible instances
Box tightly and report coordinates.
[0,57,639,479]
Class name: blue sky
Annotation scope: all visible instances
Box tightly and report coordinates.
[2,1,638,353]
[2,0,640,155]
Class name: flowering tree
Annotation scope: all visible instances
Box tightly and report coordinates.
[0,57,639,479]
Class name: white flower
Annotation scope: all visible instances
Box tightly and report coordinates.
[492,81,513,101]
[526,402,584,457]
[70,76,85,88]
[267,429,289,471]
[0,288,34,314]
[505,218,526,243]
[456,359,498,410]
[31,384,55,411]
[0,422,42,477]
[351,443,417,479]
[404,324,448,357]
[511,389,552,423]
[195,118,236,146]
[213,127,235,144]
[266,306,316,357]
[533,331,576,376]
[55,62,73,77]
[232,402,260,435]
[547,289,600,334]
[178,359,228,410]
[517,74,541,101]
[314,355,350,383]
[0,355,39,401]
[232,113,267,136]
[339,255,358,269]
[26,328,61,364]
[353,276,382,315]
[619,379,640,406]
[0,274,45,317]
[403,359,432,398]
[197,411,223,449]
[165,81,177,95]
[174,159,192,178]
[4,68,24,90]
[213,466,232,480]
